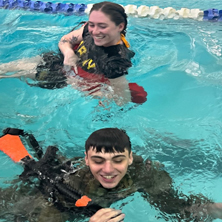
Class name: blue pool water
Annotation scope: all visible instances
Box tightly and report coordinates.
[1,0,222,221]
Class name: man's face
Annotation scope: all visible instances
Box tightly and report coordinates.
[85,147,133,189]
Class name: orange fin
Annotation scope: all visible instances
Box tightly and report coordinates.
[0,134,32,162]
[75,195,92,207]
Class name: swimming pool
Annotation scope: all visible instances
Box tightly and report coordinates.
[0,0,222,221]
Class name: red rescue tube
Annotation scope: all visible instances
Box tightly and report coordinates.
[71,67,147,104]
[129,83,148,104]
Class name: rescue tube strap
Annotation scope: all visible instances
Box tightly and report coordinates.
[120,34,130,48]
[2,128,25,136]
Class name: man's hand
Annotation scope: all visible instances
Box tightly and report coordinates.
[89,208,125,222]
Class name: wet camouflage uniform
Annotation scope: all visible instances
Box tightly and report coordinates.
[0,154,212,222]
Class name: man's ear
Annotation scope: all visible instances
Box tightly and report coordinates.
[85,152,89,166]
[129,151,133,165]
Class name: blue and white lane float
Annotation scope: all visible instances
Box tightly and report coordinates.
[0,0,222,21]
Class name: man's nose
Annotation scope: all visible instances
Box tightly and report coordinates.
[103,161,114,173]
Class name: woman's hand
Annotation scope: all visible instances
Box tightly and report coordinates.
[89,208,125,222]
[63,48,79,74]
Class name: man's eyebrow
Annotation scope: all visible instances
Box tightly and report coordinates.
[91,155,126,159]
[112,155,126,159]
[91,156,105,159]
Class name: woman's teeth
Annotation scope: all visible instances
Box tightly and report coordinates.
[95,36,104,39]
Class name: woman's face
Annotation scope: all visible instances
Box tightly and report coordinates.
[88,10,124,47]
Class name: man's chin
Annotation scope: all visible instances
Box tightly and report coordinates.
[101,182,118,189]
[99,179,119,189]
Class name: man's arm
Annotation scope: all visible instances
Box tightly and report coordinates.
[146,188,222,220]
[37,202,69,222]
[143,160,222,220]
[0,184,69,222]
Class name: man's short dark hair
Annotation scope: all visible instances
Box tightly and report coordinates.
[85,128,131,154]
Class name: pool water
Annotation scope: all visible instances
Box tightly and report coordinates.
[1,0,222,221]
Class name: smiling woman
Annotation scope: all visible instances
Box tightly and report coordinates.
[87,6,126,47]
[0,1,148,105]
[59,1,137,105]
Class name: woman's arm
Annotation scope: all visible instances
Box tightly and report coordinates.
[58,26,85,71]
[109,76,132,106]
[207,203,222,219]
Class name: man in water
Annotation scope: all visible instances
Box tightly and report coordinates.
[0,127,222,222]
[63,128,222,221]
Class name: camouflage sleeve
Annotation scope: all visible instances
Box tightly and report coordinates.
[143,159,214,221]
[37,203,69,222]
